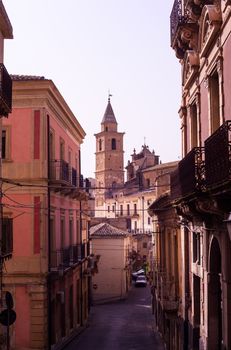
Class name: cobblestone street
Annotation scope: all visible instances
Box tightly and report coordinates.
[64,285,164,350]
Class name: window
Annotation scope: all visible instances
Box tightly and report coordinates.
[148,217,151,225]
[146,178,150,188]
[111,138,116,150]
[76,220,80,244]
[2,128,10,160]
[127,204,130,216]
[190,103,198,148]
[120,205,123,216]
[60,138,65,160]
[49,129,55,160]
[2,218,13,256]
[60,218,65,249]
[134,203,137,215]
[209,70,220,133]
[108,206,110,213]
[143,242,147,249]
[99,139,102,151]
[2,129,6,159]
[112,205,115,212]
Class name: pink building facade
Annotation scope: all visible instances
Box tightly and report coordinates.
[1,76,91,349]
[149,1,231,349]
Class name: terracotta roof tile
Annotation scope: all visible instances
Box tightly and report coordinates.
[90,223,128,237]
[10,74,46,81]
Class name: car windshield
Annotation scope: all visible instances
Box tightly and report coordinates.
[137,276,146,281]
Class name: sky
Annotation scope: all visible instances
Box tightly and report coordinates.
[3,0,181,178]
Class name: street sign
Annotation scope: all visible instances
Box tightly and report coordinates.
[0,309,16,326]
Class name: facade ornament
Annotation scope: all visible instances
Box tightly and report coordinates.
[203,75,209,89]
[199,5,222,57]
[195,198,224,218]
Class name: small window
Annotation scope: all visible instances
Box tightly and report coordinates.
[190,103,198,148]
[148,217,151,225]
[2,128,10,160]
[108,206,110,213]
[60,138,65,160]
[134,203,137,215]
[112,138,116,150]
[112,205,115,212]
[143,242,147,249]
[99,139,102,151]
[127,204,130,216]
[2,130,6,159]
[146,178,150,188]
[120,205,123,216]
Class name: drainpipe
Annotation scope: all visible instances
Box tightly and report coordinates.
[47,114,52,350]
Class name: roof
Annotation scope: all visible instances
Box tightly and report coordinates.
[0,1,13,39]
[142,160,179,172]
[101,98,117,124]
[11,75,46,81]
[90,223,128,237]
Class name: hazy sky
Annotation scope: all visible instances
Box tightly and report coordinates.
[3,0,181,178]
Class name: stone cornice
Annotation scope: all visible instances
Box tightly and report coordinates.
[12,79,86,144]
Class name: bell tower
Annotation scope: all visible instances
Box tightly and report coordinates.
[95,96,125,213]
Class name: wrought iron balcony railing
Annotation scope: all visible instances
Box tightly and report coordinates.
[50,244,85,270]
[0,64,12,116]
[170,0,186,46]
[178,147,205,197]
[205,120,231,188]
[170,168,182,201]
[49,159,70,183]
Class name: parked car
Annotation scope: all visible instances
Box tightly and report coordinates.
[132,269,145,281]
[135,275,147,287]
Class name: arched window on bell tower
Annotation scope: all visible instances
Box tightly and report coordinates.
[99,139,102,151]
[112,138,116,150]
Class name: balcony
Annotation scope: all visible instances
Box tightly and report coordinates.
[205,121,231,189]
[49,159,70,183]
[0,64,12,116]
[170,168,182,201]
[170,0,186,47]
[170,0,201,58]
[178,147,205,198]
[50,244,84,271]
[157,272,179,313]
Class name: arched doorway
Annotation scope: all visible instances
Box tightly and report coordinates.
[208,237,222,349]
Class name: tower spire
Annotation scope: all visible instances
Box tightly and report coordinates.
[108,90,112,103]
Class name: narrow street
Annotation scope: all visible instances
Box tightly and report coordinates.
[64,284,164,350]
